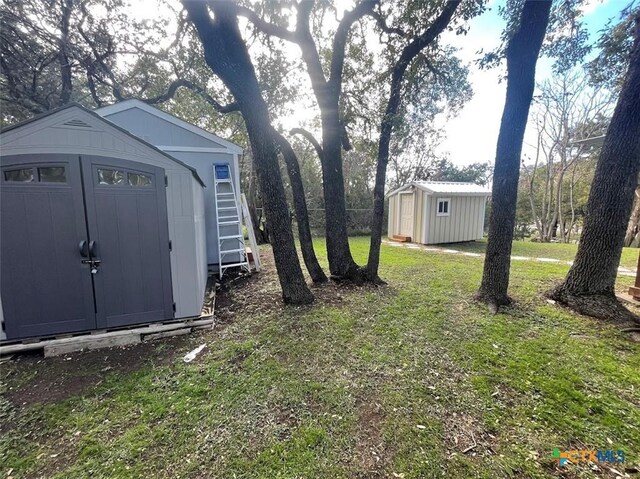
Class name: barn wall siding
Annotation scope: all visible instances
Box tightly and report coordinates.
[414,189,424,243]
[425,195,487,244]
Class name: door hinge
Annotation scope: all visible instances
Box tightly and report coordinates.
[168,240,172,251]
[172,302,176,313]
[165,175,168,187]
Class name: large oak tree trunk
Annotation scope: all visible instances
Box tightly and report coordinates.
[549,15,640,322]
[477,0,552,309]
[273,131,328,283]
[321,108,361,279]
[367,0,461,281]
[183,0,313,304]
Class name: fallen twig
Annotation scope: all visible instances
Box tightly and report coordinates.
[462,432,477,454]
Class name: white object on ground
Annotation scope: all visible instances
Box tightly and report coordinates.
[183,344,207,363]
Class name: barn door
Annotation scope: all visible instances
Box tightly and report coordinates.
[81,156,173,329]
[1,155,96,339]
[399,193,414,238]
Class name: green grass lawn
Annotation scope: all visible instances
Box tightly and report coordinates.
[432,238,639,270]
[1,238,639,478]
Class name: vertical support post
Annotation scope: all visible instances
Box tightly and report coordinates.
[241,193,261,272]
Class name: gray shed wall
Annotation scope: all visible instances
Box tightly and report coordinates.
[167,151,242,265]
[104,108,226,149]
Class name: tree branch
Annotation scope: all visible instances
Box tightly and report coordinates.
[237,5,297,42]
[370,9,405,37]
[57,0,74,106]
[328,0,379,90]
[295,1,330,97]
[340,120,352,151]
[141,78,239,113]
[290,127,324,163]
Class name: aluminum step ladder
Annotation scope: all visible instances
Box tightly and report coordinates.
[213,163,250,279]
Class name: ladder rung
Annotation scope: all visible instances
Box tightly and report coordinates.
[220,248,246,255]
[216,179,232,183]
[220,234,243,240]
[218,207,237,210]
[219,220,239,225]
[221,261,249,268]
[216,193,235,197]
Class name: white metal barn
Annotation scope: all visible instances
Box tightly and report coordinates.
[96,100,244,268]
[387,181,491,244]
[0,103,208,341]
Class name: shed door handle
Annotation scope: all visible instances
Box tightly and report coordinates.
[79,240,89,258]
[89,240,97,257]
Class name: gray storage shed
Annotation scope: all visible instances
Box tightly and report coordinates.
[387,181,491,244]
[96,100,244,268]
[0,104,208,341]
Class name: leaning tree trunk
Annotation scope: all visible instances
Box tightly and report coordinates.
[476,0,552,310]
[624,185,640,246]
[367,0,461,281]
[273,130,328,283]
[183,1,313,304]
[548,14,640,322]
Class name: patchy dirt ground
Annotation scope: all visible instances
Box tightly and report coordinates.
[215,248,381,322]
[2,337,191,409]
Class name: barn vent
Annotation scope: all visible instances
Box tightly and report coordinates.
[62,118,93,128]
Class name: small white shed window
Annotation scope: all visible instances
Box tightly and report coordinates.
[437,198,450,217]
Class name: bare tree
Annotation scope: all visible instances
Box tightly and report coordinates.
[526,73,613,242]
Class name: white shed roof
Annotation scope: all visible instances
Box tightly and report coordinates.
[388,181,491,197]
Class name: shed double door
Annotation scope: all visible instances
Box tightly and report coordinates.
[1,154,173,340]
